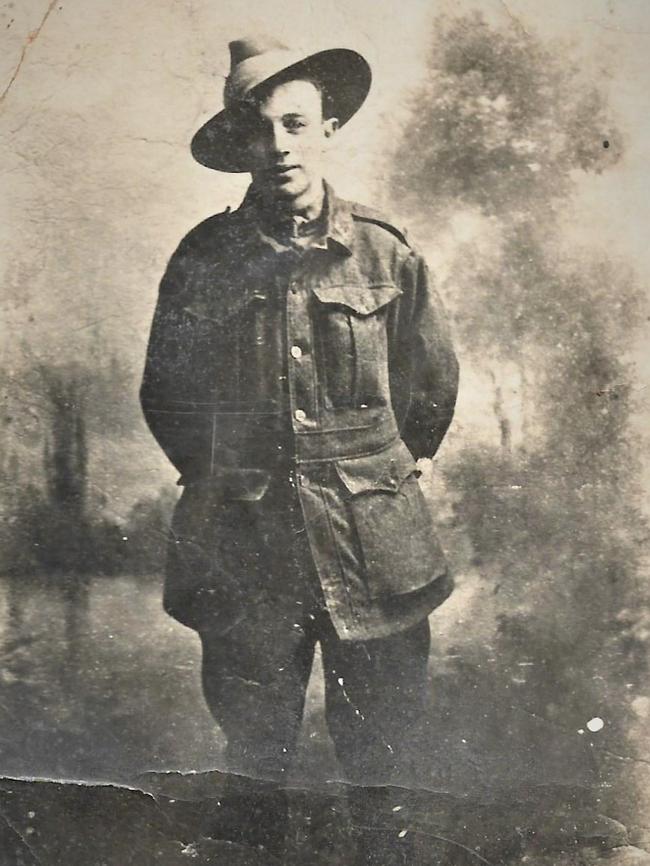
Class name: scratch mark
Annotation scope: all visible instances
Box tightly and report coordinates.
[0,0,59,106]
[223,674,263,688]
[69,313,133,333]
[413,826,496,865]
[353,822,495,865]
[124,137,179,148]
[336,676,365,720]
[0,804,43,864]
[584,17,650,36]
[498,0,530,36]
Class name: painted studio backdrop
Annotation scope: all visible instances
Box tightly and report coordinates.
[1,1,649,863]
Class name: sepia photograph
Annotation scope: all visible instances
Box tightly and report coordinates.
[1,1,649,864]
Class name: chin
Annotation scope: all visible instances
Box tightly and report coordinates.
[272,182,307,201]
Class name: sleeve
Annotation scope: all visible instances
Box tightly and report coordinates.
[389,250,459,460]
[139,236,198,474]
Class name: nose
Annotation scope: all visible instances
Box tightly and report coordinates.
[270,122,290,158]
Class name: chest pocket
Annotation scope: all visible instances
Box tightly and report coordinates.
[311,283,401,410]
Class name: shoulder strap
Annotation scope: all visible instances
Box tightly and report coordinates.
[350,203,410,247]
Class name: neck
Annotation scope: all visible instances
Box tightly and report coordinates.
[261,179,325,221]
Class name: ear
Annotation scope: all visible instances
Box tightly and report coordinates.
[323,117,339,139]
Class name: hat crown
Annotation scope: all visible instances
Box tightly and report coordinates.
[228,37,288,70]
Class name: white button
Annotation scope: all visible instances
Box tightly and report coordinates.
[294,409,307,423]
[290,345,303,360]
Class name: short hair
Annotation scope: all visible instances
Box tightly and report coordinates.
[249,74,335,120]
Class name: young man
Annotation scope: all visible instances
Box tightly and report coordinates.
[141,37,459,864]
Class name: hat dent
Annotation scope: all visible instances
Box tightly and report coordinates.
[224,47,308,107]
[228,36,287,67]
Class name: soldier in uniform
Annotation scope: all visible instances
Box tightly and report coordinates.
[141,36,459,865]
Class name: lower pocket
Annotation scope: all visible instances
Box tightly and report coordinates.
[164,490,264,631]
[336,441,448,599]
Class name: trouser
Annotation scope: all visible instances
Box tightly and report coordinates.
[200,616,430,863]
[196,483,432,862]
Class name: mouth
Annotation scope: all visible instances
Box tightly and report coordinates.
[267,164,300,179]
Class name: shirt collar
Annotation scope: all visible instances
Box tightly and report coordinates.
[323,181,355,255]
[236,180,354,257]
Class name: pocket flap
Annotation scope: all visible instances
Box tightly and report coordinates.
[311,283,402,316]
[335,439,419,496]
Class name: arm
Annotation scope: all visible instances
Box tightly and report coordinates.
[389,250,459,460]
[139,237,198,474]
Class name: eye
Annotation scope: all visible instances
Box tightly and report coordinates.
[284,116,307,132]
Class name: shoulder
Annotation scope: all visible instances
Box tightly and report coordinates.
[344,199,418,280]
[165,207,242,268]
[159,208,238,296]
[175,207,238,253]
[348,201,411,248]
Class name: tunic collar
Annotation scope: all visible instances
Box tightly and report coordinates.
[237,180,354,256]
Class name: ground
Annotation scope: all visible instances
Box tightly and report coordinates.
[0,573,648,865]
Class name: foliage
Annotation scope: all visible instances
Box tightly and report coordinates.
[40,365,88,521]
[0,359,175,578]
[390,11,648,813]
[0,475,175,578]
[391,11,622,221]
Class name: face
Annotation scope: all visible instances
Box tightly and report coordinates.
[244,78,338,204]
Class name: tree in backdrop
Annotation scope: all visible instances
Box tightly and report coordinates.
[42,374,87,515]
[39,365,89,569]
[391,12,647,818]
[0,357,167,577]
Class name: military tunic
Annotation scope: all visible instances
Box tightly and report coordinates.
[140,182,459,640]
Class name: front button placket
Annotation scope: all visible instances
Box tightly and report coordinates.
[284,265,355,627]
[286,270,318,435]
[274,236,368,638]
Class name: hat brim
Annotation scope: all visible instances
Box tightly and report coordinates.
[191,48,371,173]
